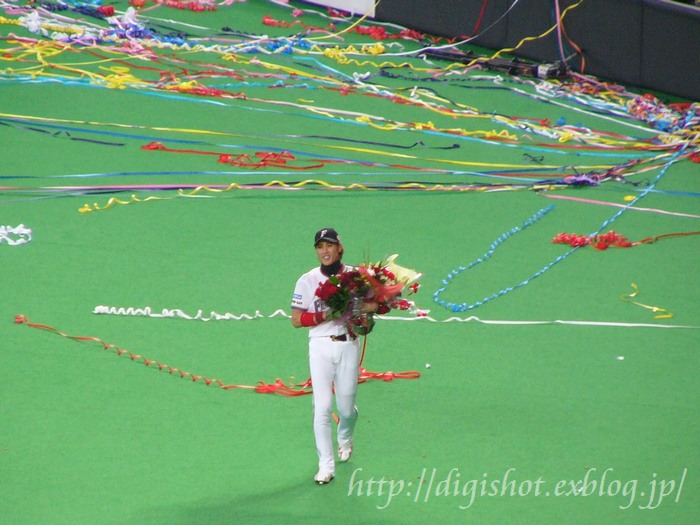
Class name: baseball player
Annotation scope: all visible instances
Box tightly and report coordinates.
[291,228,377,485]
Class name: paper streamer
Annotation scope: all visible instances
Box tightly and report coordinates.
[93,305,272,321]
[14,314,419,395]
[0,224,32,246]
[433,205,557,312]
[91,305,699,329]
[620,283,673,319]
[77,179,540,213]
[542,193,700,219]
[410,317,694,329]
[553,230,700,250]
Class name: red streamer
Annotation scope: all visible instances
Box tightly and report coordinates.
[14,315,419,396]
[142,142,325,169]
[260,15,426,41]
[141,141,447,172]
[552,230,700,250]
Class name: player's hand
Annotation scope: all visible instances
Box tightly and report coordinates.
[327,309,343,320]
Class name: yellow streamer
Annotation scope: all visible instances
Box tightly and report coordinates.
[460,0,587,68]
[79,195,174,213]
[620,283,673,319]
[77,179,542,214]
[0,15,21,26]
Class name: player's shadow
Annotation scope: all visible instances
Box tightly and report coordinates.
[119,474,404,525]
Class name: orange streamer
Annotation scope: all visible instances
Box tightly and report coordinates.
[14,315,419,395]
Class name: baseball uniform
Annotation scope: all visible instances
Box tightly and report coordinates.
[292,264,361,476]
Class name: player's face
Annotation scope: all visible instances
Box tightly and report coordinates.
[315,241,342,266]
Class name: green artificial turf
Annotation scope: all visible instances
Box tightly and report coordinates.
[2,1,698,524]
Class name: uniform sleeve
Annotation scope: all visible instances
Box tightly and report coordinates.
[292,274,313,311]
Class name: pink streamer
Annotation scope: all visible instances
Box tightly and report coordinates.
[541,193,700,219]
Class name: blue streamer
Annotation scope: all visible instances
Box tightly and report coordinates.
[432,205,557,312]
[432,145,689,312]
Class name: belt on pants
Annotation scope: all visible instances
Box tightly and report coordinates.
[330,333,356,342]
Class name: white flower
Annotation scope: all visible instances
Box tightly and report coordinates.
[385,254,422,285]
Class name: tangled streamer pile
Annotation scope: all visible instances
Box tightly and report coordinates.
[1,0,697,202]
[2,0,698,317]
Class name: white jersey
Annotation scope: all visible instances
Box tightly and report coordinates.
[292,264,352,338]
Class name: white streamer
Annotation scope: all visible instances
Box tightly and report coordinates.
[382,315,699,329]
[0,224,32,246]
[92,305,698,329]
[92,305,272,321]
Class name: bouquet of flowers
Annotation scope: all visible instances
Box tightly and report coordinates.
[315,254,424,336]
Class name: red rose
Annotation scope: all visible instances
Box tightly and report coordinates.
[377,303,391,315]
[316,281,339,301]
[338,271,355,286]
